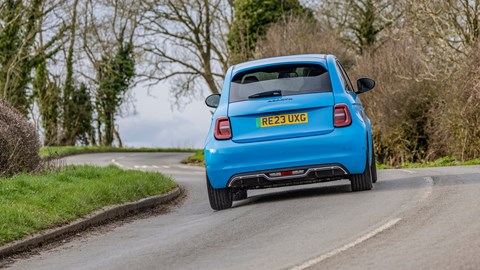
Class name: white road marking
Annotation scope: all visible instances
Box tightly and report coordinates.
[401,169,417,174]
[162,165,171,169]
[177,164,195,169]
[290,218,402,270]
[132,165,166,169]
[111,159,124,168]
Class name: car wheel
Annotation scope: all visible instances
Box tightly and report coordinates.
[206,175,233,210]
[350,148,373,191]
[371,150,378,183]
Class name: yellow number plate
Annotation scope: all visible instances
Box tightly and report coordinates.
[256,113,308,128]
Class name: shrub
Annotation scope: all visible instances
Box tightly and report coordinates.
[351,35,440,165]
[254,15,354,67]
[427,42,480,161]
[0,100,41,176]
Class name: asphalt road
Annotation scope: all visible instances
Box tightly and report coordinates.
[6,153,480,270]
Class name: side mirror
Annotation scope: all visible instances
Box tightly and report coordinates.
[205,94,221,108]
[356,78,376,94]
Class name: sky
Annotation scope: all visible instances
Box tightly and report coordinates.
[117,82,213,149]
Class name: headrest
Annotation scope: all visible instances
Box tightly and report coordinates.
[243,75,259,84]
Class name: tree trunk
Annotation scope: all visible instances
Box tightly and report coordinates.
[61,0,80,145]
[103,111,114,146]
[114,127,123,148]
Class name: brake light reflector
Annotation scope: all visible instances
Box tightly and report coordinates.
[214,116,232,140]
[334,104,352,127]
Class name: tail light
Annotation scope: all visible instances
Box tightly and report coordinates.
[334,104,352,127]
[214,116,232,140]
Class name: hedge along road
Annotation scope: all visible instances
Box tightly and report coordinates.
[6,152,480,270]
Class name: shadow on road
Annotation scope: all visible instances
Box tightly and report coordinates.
[432,173,480,186]
[234,182,352,208]
[233,174,443,208]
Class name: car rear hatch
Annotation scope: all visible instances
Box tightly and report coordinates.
[228,64,335,143]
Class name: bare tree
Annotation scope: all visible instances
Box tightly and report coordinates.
[315,0,402,53]
[139,0,232,99]
[81,0,140,146]
[33,0,68,146]
[0,0,67,115]
[406,0,480,61]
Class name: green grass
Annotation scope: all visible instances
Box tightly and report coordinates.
[40,146,198,159]
[181,152,480,170]
[398,156,480,169]
[181,150,205,166]
[376,163,390,170]
[0,165,177,246]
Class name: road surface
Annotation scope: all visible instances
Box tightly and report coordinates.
[6,152,480,270]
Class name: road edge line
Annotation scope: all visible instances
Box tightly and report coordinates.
[290,218,402,270]
[111,158,125,168]
[0,186,182,259]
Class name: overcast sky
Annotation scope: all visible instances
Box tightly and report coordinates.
[117,82,212,149]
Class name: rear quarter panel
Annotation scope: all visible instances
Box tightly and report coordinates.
[204,67,233,146]
[326,55,373,163]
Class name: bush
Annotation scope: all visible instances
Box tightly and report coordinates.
[350,35,441,165]
[427,42,480,161]
[0,100,41,176]
[254,15,354,67]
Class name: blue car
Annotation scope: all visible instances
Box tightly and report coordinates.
[204,54,376,210]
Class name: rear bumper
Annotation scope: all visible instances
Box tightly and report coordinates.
[227,164,349,189]
[205,126,366,189]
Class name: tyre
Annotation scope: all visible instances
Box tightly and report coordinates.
[350,148,373,191]
[371,151,378,183]
[207,175,233,210]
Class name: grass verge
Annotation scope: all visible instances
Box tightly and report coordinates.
[0,165,176,246]
[40,146,198,159]
[181,152,480,169]
[398,156,480,169]
[181,150,205,166]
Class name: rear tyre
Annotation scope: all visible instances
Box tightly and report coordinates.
[371,151,378,183]
[207,175,233,210]
[350,149,373,191]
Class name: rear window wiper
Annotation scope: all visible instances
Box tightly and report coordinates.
[248,90,282,99]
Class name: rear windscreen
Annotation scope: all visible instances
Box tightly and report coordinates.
[229,64,332,103]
